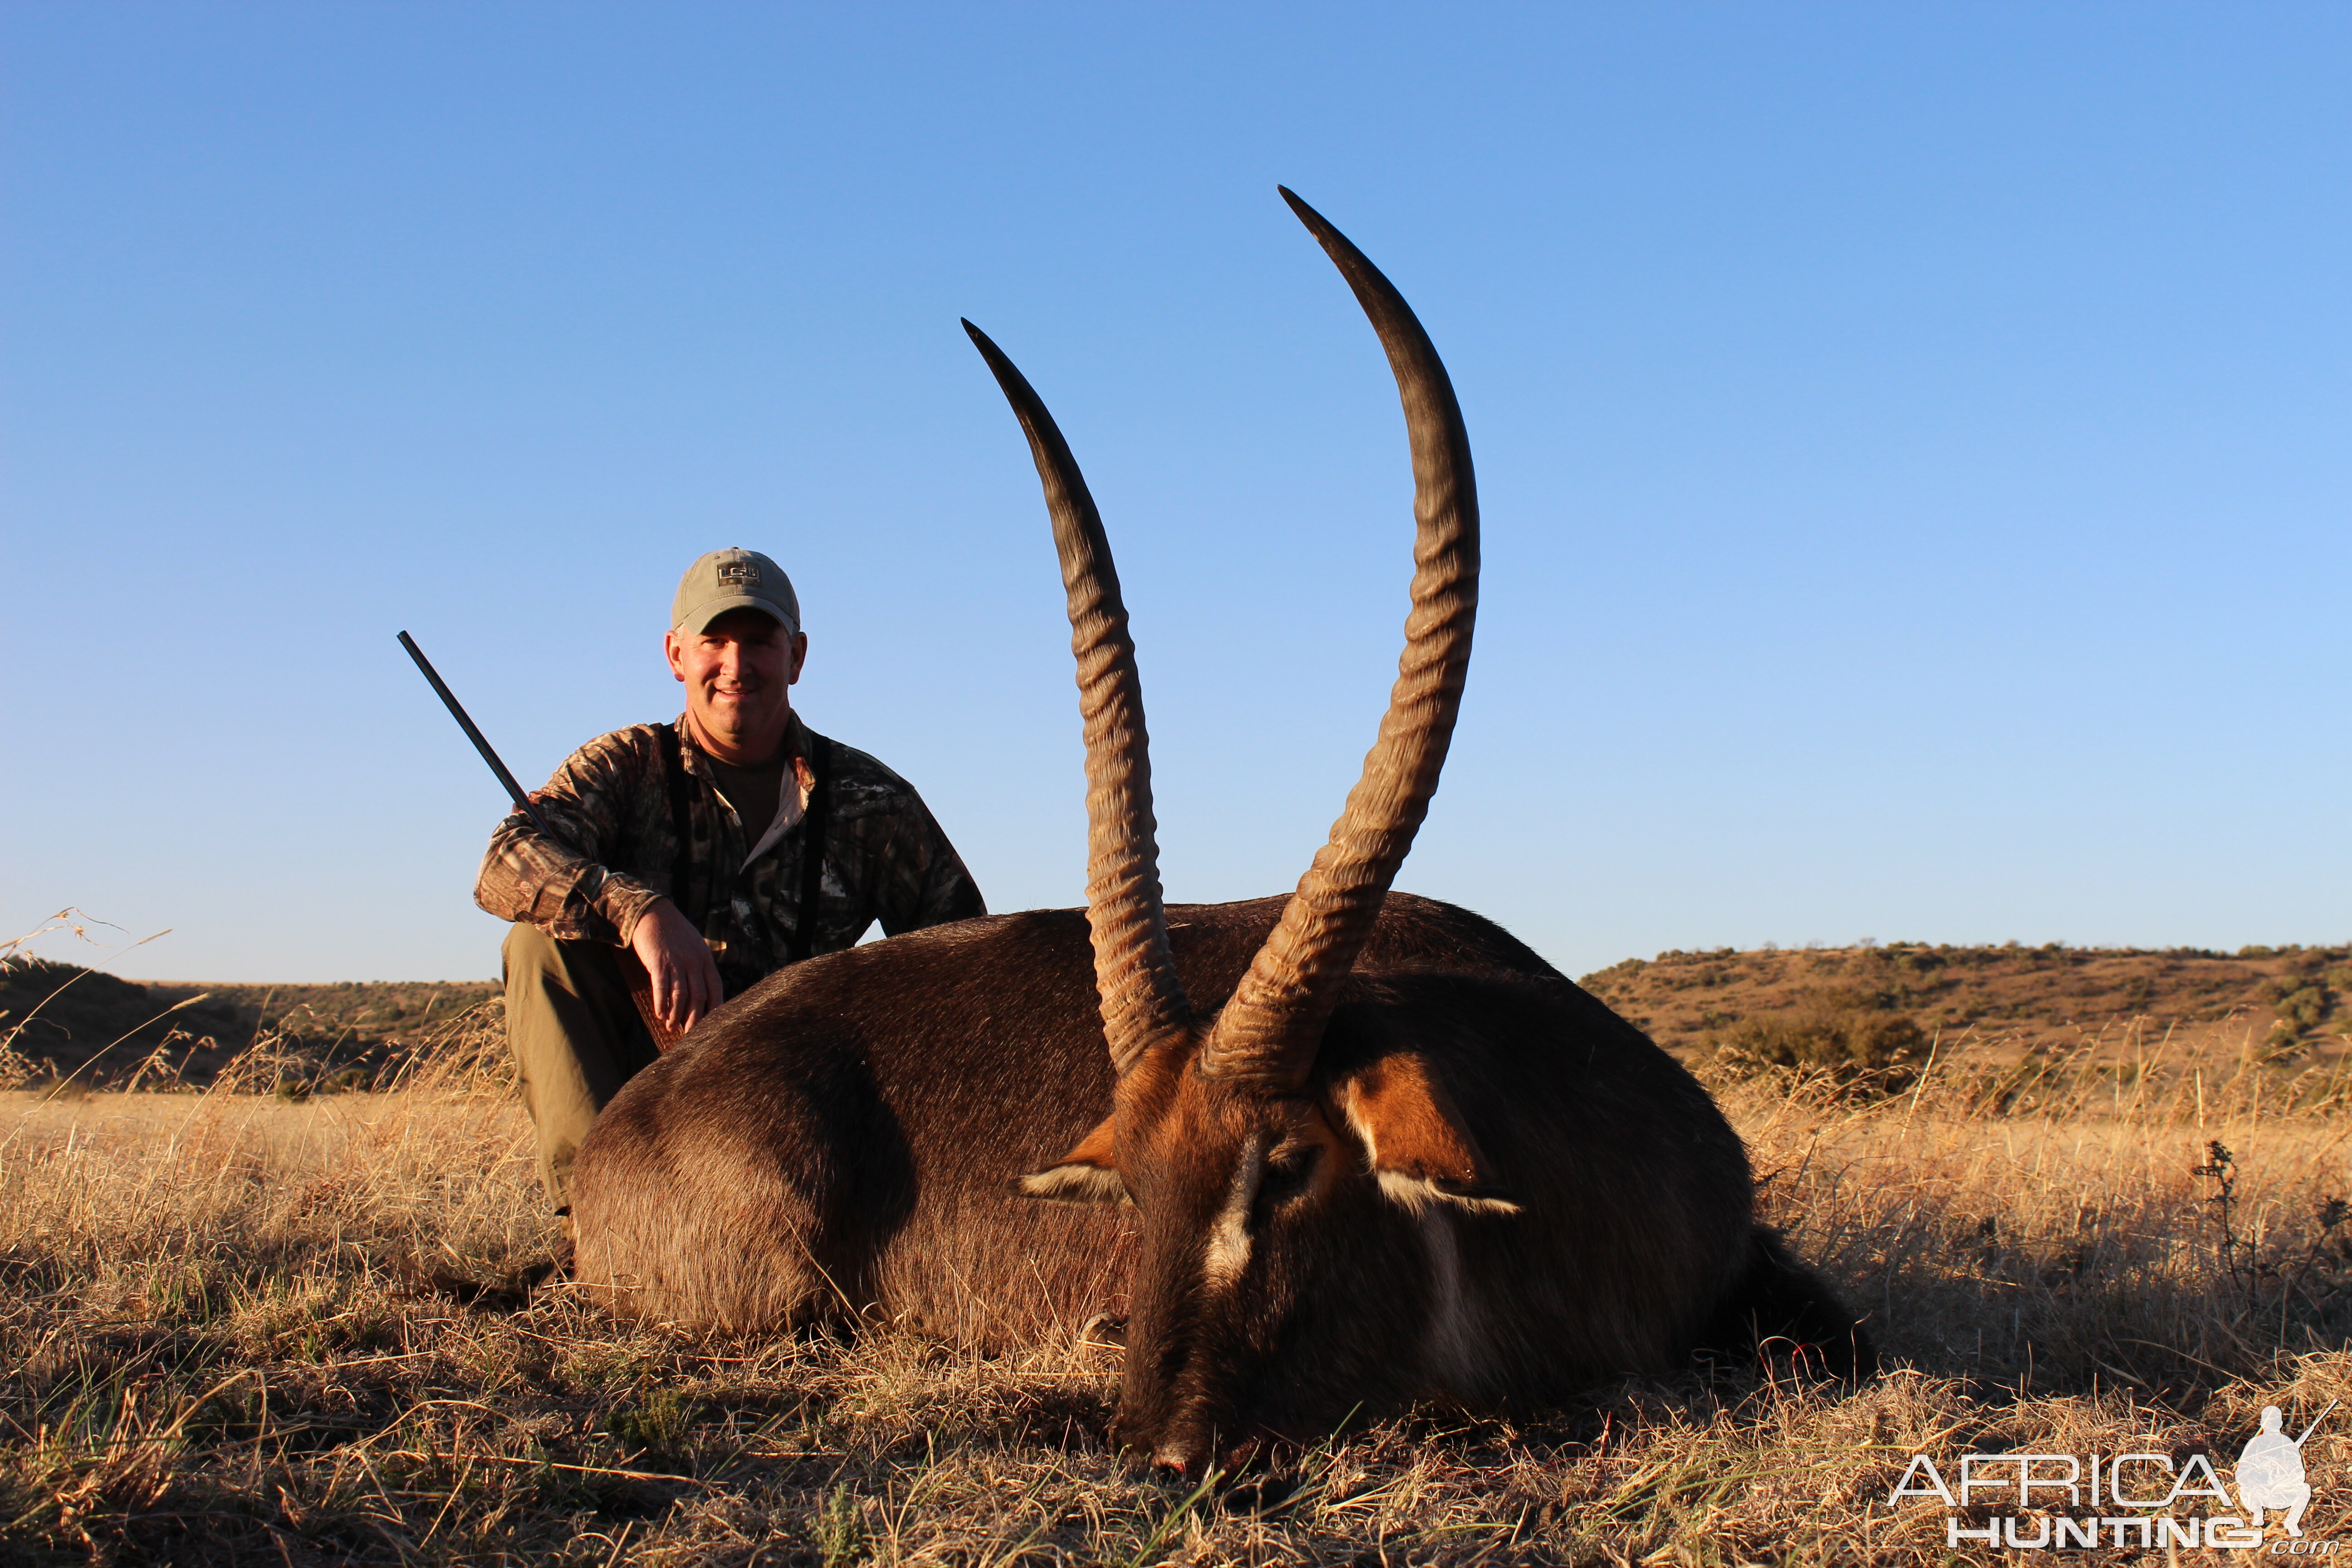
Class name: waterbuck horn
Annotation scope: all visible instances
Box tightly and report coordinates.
[1196,187,1480,1091]
[964,319,1192,1074]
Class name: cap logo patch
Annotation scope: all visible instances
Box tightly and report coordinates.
[718,561,761,588]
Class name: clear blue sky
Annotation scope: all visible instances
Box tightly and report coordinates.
[3,4,2344,984]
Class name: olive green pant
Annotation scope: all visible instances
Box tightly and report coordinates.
[502,923,660,1212]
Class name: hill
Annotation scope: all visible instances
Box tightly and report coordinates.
[0,959,499,1089]
[1580,938,2350,1070]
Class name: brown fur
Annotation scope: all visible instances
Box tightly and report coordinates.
[570,894,1862,1468]
[1088,964,1769,1466]
[571,893,1553,1342]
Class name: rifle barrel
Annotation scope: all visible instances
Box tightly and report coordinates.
[397,631,554,838]
[2295,1399,2338,1448]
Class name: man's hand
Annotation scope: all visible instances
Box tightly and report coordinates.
[630,899,724,1035]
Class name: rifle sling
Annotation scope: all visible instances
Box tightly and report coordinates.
[657,721,697,920]
[788,735,833,964]
[613,721,701,1055]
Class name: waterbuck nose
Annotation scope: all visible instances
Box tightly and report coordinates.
[1152,1444,1206,1481]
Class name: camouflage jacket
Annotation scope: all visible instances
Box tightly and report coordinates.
[475,711,984,990]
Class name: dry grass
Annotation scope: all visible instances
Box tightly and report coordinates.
[5,998,2352,1563]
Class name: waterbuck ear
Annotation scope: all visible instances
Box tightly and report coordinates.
[1010,1113,1130,1205]
[1340,1054,1520,1216]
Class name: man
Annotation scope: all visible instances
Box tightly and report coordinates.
[477,547,985,1211]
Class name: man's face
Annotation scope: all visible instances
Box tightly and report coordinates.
[664,609,807,751]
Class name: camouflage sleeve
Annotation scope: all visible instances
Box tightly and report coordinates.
[875,791,986,937]
[472,732,666,946]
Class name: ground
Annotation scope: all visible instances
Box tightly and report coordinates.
[5,973,2352,1565]
[5,973,2352,1561]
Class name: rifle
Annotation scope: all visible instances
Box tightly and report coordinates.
[397,631,685,1053]
[2296,1400,2337,1449]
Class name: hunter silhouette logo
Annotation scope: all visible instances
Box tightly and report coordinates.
[2239,1402,2332,1538]
[1886,1403,2336,1551]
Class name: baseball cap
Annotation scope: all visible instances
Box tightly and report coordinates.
[672,548,800,637]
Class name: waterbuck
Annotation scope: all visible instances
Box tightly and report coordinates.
[570,188,1869,1473]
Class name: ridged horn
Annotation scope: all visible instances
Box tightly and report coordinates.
[1197,188,1480,1091]
[964,319,1192,1075]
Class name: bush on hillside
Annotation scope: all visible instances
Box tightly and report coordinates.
[2263,974,2339,1040]
[1707,987,1926,1078]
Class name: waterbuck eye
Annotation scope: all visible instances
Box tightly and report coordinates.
[1256,1146,1322,1212]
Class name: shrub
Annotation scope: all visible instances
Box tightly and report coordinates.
[2274,984,2333,1033]
[1708,987,1926,1073]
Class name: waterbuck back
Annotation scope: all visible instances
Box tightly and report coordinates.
[570,892,1565,1343]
